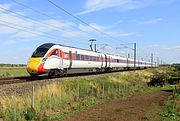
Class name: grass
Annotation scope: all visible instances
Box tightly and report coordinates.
[144,94,180,121]
[161,90,180,121]
[143,104,165,121]
[0,67,173,121]
[47,98,97,120]
[0,66,28,77]
[143,85,180,121]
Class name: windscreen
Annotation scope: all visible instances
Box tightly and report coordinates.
[31,43,55,57]
[32,47,49,57]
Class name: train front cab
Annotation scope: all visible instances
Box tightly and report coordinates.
[27,43,55,76]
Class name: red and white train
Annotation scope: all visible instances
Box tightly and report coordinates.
[27,43,156,77]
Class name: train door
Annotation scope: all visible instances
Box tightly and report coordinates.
[69,51,72,69]
[59,50,63,67]
[108,56,111,68]
[101,55,103,68]
[127,57,129,68]
[105,54,107,69]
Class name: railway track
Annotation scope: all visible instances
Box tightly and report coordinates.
[0,72,98,85]
[0,69,142,85]
[0,76,42,85]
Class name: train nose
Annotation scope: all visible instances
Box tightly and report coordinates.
[27,58,42,75]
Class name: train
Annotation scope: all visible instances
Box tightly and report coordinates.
[27,43,156,77]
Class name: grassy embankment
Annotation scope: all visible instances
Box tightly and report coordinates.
[144,86,180,121]
[0,66,28,77]
[144,65,180,121]
[0,67,175,121]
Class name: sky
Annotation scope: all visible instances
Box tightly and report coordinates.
[0,0,179,64]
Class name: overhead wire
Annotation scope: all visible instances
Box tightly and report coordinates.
[47,0,130,45]
[0,19,61,40]
[0,6,89,45]
[0,7,60,31]
[10,0,101,42]
[10,0,116,49]
[2,0,132,53]
[0,20,87,45]
[0,23,53,39]
[11,0,59,20]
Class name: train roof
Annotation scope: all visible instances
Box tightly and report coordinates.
[41,43,150,62]
[41,43,132,59]
[42,43,103,54]
[38,43,55,49]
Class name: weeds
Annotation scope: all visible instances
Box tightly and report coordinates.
[0,67,171,120]
[161,93,180,121]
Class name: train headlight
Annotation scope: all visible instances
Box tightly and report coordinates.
[42,58,47,62]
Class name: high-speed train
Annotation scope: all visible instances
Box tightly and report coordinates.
[27,43,156,77]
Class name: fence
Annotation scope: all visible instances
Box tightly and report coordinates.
[0,74,146,121]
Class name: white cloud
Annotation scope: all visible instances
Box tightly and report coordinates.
[79,23,139,38]
[76,0,130,15]
[12,31,41,38]
[62,31,86,37]
[0,3,88,44]
[79,23,107,33]
[0,3,12,10]
[0,24,17,34]
[161,45,180,51]
[139,18,162,25]
[116,32,137,37]
[76,0,176,15]
[42,19,75,30]
[3,39,17,45]
[174,45,180,49]
[0,2,141,46]
[149,44,160,48]
[106,31,140,37]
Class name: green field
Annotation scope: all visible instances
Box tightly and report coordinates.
[1,66,178,121]
[0,66,29,77]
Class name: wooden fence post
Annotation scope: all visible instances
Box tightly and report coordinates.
[77,81,80,100]
[102,83,105,96]
[32,84,35,109]
[13,89,16,121]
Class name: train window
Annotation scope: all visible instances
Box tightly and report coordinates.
[32,43,55,57]
[97,57,99,61]
[90,56,92,61]
[86,55,89,61]
[32,47,49,57]
[51,49,58,56]
[94,57,96,61]
[76,54,80,60]
[81,55,85,60]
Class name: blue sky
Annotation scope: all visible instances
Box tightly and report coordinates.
[0,0,179,64]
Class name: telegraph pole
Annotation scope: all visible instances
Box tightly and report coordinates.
[134,43,136,70]
[89,39,96,51]
[118,43,136,70]
[128,53,130,58]
[157,57,159,66]
[151,53,153,67]
[95,44,97,52]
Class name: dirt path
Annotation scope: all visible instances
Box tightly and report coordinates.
[60,91,171,121]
